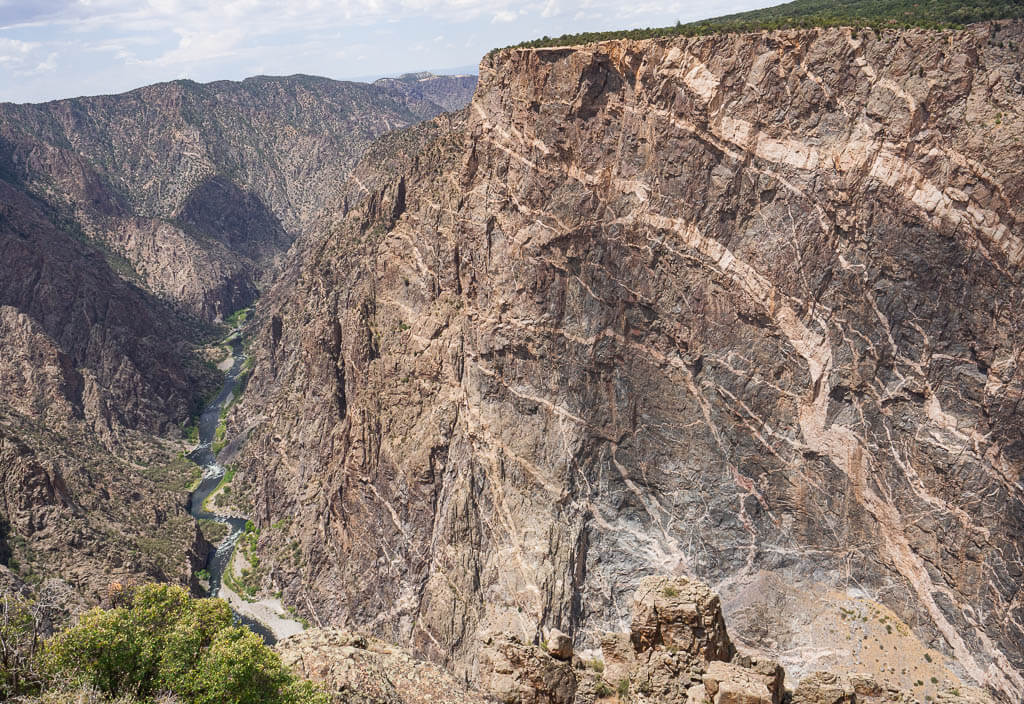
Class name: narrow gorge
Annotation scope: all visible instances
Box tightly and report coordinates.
[183,329,304,642]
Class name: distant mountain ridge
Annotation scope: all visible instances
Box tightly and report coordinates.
[0,71,477,320]
[374,72,479,115]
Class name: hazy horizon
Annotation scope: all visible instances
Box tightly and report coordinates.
[0,0,778,104]
[0,62,482,105]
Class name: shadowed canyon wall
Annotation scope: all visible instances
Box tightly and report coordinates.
[0,73,477,320]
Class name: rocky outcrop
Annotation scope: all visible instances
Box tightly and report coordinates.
[629,576,734,661]
[287,576,966,704]
[791,672,857,704]
[702,660,784,704]
[475,632,577,703]
[497,576,991,704]
[275,629,487,704]
[591,576,783,704]
[232,20,1024,701]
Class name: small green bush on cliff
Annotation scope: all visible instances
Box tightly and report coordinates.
[43,584,326,704]
[1,594,46,698]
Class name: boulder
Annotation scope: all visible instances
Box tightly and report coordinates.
[546,628,573,660]
[792,672,856,704]
[630,576,735,662]
[475,632,576,704]
[702,660,784,704]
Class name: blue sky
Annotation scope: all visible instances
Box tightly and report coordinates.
[0,0,777,103]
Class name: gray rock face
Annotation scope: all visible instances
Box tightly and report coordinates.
[233,22,1024,701]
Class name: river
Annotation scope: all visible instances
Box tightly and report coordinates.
[186,332,293,644]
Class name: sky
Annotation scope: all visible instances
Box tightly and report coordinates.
[0,0,779,104]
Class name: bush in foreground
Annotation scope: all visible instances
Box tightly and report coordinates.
[1,593,47,699]
[42,584,326,704]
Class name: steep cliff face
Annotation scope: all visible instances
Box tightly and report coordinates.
[0,180,211,440]
[233,23,1023,700]
[0,73,477,320]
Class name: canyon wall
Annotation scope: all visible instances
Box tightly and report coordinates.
[232,22,1024,700]
[0,177,213,601]
[0,73,477,320]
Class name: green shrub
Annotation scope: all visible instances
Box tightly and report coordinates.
[0,594,46,698]
[44,584,326,704]
[617,677,630,697]
[224,308,250,328]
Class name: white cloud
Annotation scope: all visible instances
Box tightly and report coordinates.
[0,37,39,54]
[491,9,516,23]
[0,37,55,75]
[151,26,247,66]
[34,51,57,72]
[541,0,559,18]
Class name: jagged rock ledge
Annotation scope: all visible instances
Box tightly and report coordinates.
[277,576,993,704]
